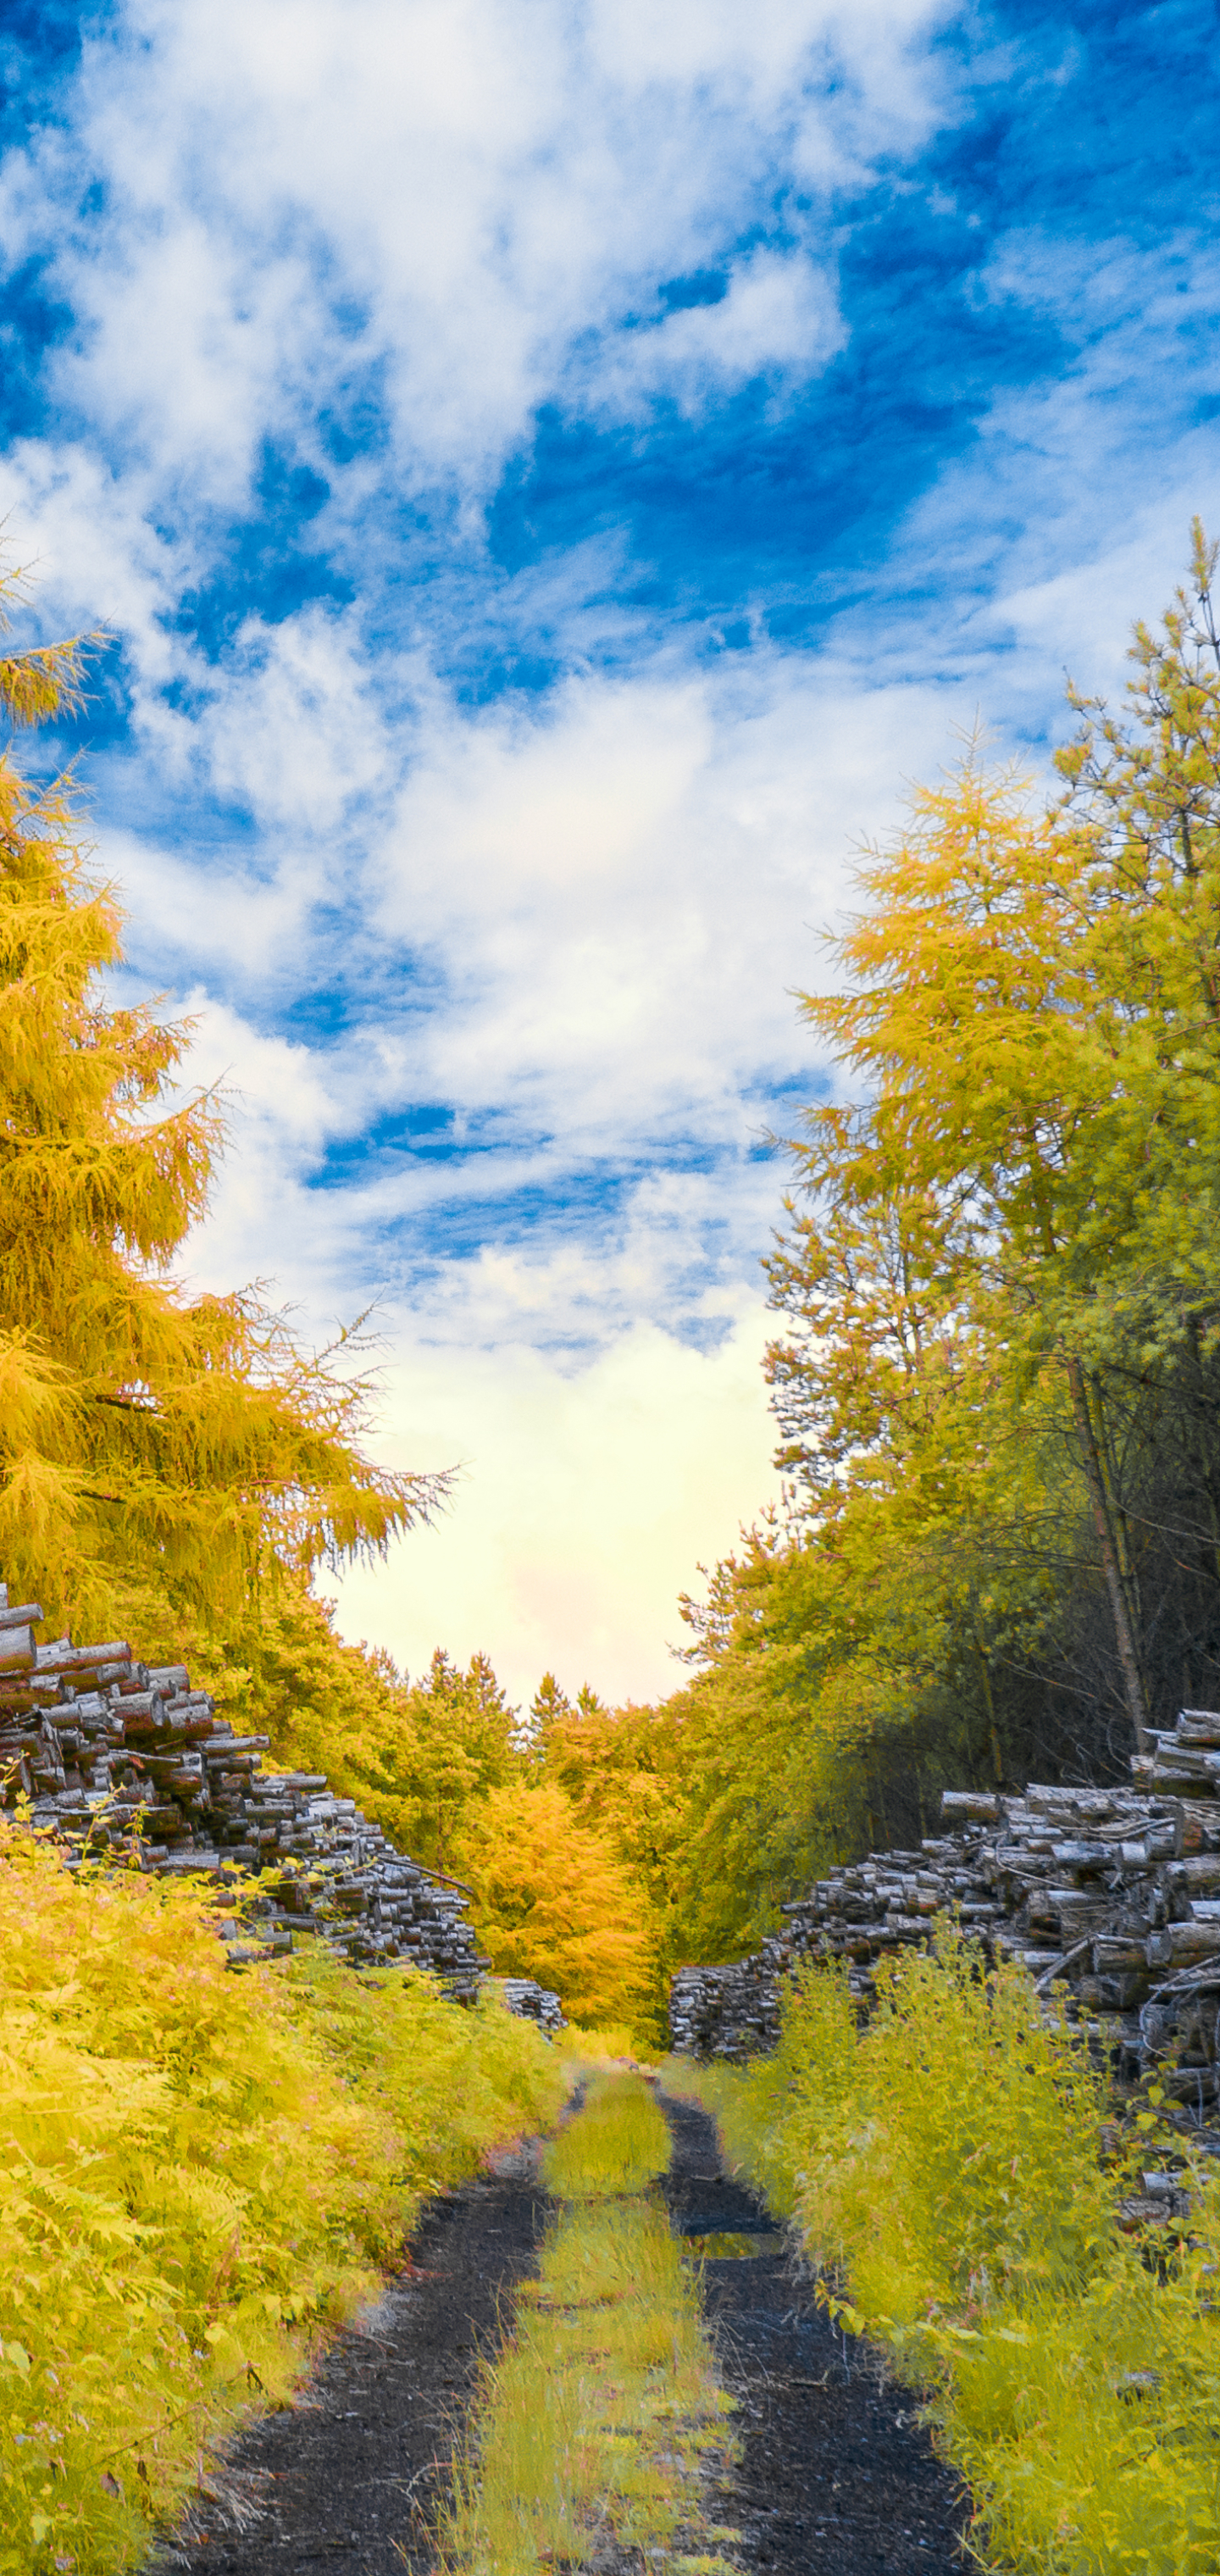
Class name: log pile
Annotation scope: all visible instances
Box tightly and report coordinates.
[496,1977,566,2036]
[669,1707,1220,2124]
[0,1585,491,1999]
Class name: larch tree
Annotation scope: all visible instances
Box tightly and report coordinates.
[453,1776,654,2029]
[770,527,1220,1758]
[0,548,440,1640]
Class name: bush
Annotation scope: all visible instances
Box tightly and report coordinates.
[671,1934,1220,2574]
[0,1824,567,2573]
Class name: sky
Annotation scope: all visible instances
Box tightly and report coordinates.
[1,0,1217,1707]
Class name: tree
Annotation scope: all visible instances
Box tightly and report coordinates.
[406,1648,519,1869]
[0,546,440,1640]
[768,527,1220,1766]
[453,1778,653,2029]
[168,1579,520,1863]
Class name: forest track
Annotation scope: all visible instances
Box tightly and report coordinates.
[154,2140,548,2576]
[158,2096,968,2576]
[656,2087,968,2576]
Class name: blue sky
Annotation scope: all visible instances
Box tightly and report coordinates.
[2,0,1217,1701]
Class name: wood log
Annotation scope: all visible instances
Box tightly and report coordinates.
[0,1625,36,1675]
[0,1601,42,1631]
[35,1640,132,1675]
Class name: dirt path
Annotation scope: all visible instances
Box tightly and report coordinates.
[158,2096,968,2576]
[156,2142,546,2576]
[658,2088,968,2574]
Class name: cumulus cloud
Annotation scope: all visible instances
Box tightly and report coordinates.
[330,1296,782,1707]
[3,0,1214,1696]
[3,0,956,497]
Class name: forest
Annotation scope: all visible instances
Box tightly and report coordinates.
[5,527,1220,2576]
[3,528,1220,2037]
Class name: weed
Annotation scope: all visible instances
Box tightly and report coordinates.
[442,2074,736,2575]
[0,1822,567,2573]
[666,1933,1220,2574]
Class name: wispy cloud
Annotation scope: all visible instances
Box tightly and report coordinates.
[2,0,1217,1693]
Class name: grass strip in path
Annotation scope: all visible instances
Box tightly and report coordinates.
[441,2073,740,2576]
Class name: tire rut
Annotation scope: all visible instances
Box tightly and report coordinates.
[158,2097,971,2576]
[155,2141,548,2576]
[656,2087,969,2574]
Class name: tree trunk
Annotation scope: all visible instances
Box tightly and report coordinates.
[1066,1353,1151,1752]
[973,1626,1005,1784]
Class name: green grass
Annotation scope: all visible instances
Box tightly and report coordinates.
[541,2066,671,2200]
[441,2073,739,2576]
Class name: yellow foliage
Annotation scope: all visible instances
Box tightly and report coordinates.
[673,1935,1220,2574]
[0,545,437,1648]
[143,1572,518,1865]
[0,1823,566,2573]
[534,1688,690,2031]
[455,1779,655,2033]
[443,2074,731,2576]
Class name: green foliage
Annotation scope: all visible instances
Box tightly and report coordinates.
[639,527,1220,1913]
[673,1937,1220,2575]
[0,1821,566,2573]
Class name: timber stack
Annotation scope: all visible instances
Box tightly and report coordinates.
[670,1706,1220,2123]
[496,1976,566,2036]
[0,1583,490,1996]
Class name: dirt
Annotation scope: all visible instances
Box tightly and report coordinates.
[657,2087,970,2574]
[154,2141,547,2575]
[157,2093,968,2576]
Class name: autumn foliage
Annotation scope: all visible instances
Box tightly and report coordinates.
[0,547,438,1652]
[0,1824,565,2573]
[609,525,1220,1963]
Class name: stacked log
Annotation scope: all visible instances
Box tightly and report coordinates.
[0,1586,488,2000]
[669,1707,1220,2122]
[494,1977,566,2036]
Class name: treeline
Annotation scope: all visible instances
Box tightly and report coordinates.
[0,542,666,2034]
[7,530,1220,2029]
[623,523,1220,1967]
[289,526,1220,2006]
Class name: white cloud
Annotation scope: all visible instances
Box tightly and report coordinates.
[8,0,1216,1716]
[2,0,957,499]
[375,654,972,1147]
[330,1296,781,1707]
[594,250,846,419]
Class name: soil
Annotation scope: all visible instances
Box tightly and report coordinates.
[657,2087,970,2575]
[157,2092,969,2576]
[153,2140,547,2576]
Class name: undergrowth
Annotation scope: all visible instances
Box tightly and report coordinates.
[442,2071,737,2576]
[0,1821,568,2574]
[665,1935,1220,2575]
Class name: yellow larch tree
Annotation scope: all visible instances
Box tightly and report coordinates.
[0,547,438,1641]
